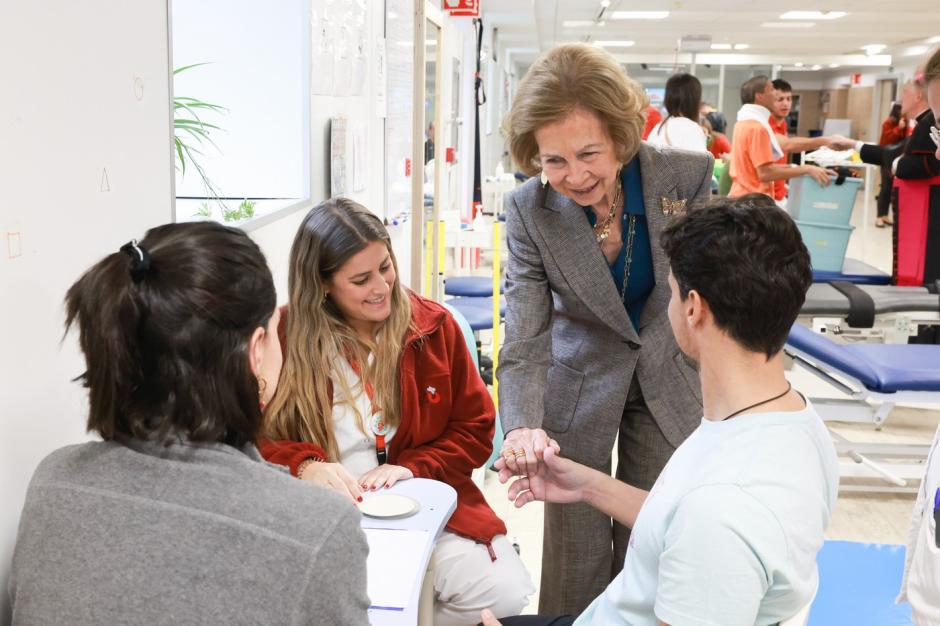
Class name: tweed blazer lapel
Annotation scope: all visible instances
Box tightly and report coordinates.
[532,180,638,341]
[637,144,682,329]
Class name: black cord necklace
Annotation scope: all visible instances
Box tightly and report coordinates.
[721,382,793,421]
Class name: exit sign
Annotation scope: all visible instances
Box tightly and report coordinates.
[443,0,479,17]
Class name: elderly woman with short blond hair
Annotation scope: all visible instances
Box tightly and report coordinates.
[496,43,713,615]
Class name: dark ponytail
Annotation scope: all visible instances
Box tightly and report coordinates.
[65,222,276,447]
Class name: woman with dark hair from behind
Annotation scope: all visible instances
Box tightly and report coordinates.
[645,73,708,152]
[9,222,369,625]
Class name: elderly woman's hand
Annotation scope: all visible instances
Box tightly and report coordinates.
[498,427,560,476]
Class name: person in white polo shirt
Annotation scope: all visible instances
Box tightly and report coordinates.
[483,193,839,626]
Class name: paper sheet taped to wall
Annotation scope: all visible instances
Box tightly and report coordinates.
[363,528,430,610]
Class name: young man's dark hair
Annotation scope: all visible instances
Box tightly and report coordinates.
[663,73,702,121]
[660,193,812,358]
[740,75,771,105]
[772,78,792,93]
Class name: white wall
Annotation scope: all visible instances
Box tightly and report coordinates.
[0,1,400,622]
[481,26,513,176]
[0,1,174,623]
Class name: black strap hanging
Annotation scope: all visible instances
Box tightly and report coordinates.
[472,17,486,207]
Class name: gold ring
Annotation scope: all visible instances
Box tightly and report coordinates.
[514,450,526,459]
[502,448,516,459]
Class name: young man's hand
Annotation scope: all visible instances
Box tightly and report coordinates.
[499,446,590,508]
[825,135,856,151]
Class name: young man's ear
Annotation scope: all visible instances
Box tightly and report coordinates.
[685,289,709,327]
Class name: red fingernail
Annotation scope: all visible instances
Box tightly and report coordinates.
[357,496,363,502]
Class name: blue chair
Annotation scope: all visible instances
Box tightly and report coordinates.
[808,541,912,625]
[443,303,504,471]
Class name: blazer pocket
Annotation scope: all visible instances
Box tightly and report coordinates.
[543,361,585,434]
[672,351,702,403]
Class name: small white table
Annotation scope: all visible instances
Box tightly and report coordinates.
[362,478,457,626]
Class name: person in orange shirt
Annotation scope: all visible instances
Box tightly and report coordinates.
[730,77,829,200]
[767,79,848,206]
[769,80,794,203]
[730,76,844,203]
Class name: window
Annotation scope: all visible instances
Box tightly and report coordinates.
[171,0,310,226]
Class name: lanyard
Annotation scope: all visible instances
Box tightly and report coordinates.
[347,357,388,465]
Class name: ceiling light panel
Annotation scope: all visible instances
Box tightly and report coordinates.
[762,22,816,28]
[594,40,636,47]
[610,11,669,20]
[780,11,847,20]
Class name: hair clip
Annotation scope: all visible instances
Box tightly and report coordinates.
[119,239,152,282]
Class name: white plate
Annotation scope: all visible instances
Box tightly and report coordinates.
[357,493,420,519]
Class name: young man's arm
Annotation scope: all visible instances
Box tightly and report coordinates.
[498,446,649,528]
[776,133,851,153]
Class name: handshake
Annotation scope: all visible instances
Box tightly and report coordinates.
[496,428,590,509]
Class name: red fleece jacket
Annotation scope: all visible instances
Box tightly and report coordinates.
[259,291,507,545]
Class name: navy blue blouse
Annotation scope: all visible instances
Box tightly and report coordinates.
[582,157,654,330]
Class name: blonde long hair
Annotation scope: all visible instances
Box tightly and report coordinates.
[263,198,413,460]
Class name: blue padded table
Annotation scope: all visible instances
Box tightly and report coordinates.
[787,324,940,393]
[444,298,493,331]
[445,296,506,316]
[786,324,940,487]
[813,257,891,285]
[443,276,494,297]
[808,541,912,626]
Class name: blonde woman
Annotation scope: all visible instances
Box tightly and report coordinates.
[260,198,534,625]
[497,43,713,615]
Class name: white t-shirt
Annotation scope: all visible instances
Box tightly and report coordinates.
[576,401,839,626]
[331,356,398,478]
[899,420,940,625]
[645,117,708,153]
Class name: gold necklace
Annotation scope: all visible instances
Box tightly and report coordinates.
[594,175,624,243]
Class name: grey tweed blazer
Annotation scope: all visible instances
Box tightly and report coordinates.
[497,143,714,464]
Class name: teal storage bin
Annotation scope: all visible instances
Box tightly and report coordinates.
[789,176,862,225]
[796,220,855,272]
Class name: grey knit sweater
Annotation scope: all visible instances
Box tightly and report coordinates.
[9,439,369,625]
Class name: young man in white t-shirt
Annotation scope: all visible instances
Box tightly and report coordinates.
[483,193,840,626]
